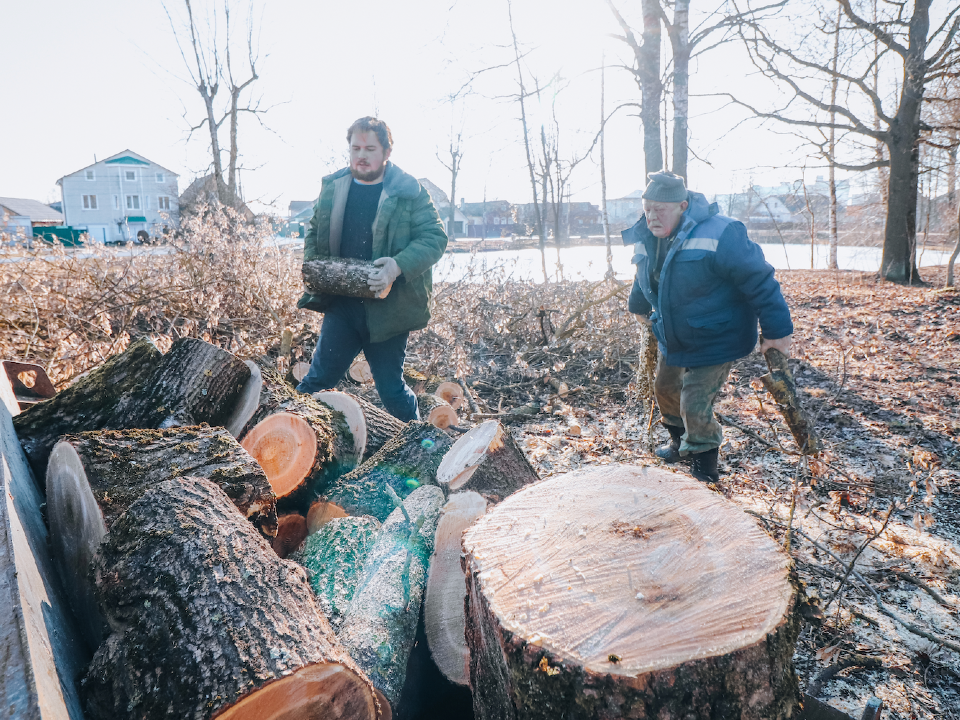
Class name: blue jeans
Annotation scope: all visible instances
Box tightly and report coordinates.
[296,299,419,421]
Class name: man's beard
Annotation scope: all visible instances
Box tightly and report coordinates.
[351,164,385,183]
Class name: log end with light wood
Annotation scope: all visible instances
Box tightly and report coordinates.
[462,465,801,720]
[436,420,540,503]
[225,359,263,438]
[349,357,374,384]
[314,390,367,462]
[761,348,820,456]
[425,491,488,686]
[417,393,458,429]
[302,258,392,300]
[242,411,319,501]
[435,381,465,410]
[83,476,378,720]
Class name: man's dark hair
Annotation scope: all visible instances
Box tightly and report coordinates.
[346,117,393,152]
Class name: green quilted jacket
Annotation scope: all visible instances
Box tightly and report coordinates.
[297,162,448,343]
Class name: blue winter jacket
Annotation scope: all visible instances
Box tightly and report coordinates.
[623,192,793,368]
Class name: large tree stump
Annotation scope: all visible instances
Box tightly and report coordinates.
[425,491,488,686]
[296,516,382,632]
[12,336,161,483]
[303,258,392,299]
[437,420,540,503]
[417,393,458,429]
[310,421,453,525]
[462,465,801,720]
[83,476,379,720]
[339,484,445,715]
[45,426,277,649]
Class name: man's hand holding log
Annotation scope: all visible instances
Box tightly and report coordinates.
[367,257,402,295]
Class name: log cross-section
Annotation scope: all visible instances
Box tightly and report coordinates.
[461,465,800,720]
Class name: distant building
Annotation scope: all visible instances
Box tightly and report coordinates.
[58,150,179,243]
[516,201,603,237]
[459,199,517,238]
[418,178,469,237]
[0,197,63,238]
[288,200,314,218]
[606,189,644,228]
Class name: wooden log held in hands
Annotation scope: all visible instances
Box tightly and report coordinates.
[45,426,278,649]
[437,420,540,503]
[462,465,801,720]
[303,258,393,299]
[417,393,458,429]
[760,348,820,455]
[83,476,378,720]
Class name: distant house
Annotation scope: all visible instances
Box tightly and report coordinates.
[288,200,314,218]
[0,197,63,238]
[459,199,518,238]
[418,178,469,237]
[57,150,179,243]
[606,190,644,228]
[516,201,603,237]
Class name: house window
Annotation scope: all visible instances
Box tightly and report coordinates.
[158,196,171,210]
[114,196,119,209]
[156,173,164,182]
[82,195,97,210]
[126,195,141,210]
[125,170,137,181]
[85,170,95,180]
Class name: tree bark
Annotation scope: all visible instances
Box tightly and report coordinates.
[45,426,277,649]
[761,349,820,455]
[640,0,665,174]
[314,421,453,523]
[12,337,161,484]
[417,393,458,429]
[83,476,378,720]
[339,485,446,714]
[462,465,801,720]
[313,390,368,462]
[302,258,391,300]
[436,420,540,503]
[669,0,690,179]
[224,359,263,438]
[353,394,407,459]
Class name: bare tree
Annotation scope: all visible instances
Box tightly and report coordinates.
[437,129,464,242]
[600,56,615,277]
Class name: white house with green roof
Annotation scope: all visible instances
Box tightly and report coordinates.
[57,150,180,243]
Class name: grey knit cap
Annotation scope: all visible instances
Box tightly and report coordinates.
[642,171,688,203]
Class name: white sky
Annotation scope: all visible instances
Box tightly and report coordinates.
[1,0,900,215]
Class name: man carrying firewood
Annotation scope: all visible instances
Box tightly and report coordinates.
[296,117,447,420]
[624,171,794,482]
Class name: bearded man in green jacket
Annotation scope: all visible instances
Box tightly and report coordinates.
[296,117,448,420]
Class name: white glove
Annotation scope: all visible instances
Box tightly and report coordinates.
[368,257,402,295]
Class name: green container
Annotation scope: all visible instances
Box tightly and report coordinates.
[33,227,85,247]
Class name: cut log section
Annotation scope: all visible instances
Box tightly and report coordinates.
[418,393,458,429]
[12,336,161,483]
[339,484,445,714]
[225,359,263,438]
[434,381,465,410]
[425,491,488,686]
[272,512,308,559]
[349,356,374,384]
[314,422,454,523]
[290,361,311,384]
[462,465,801,720]
[314,390,367,461]
[302,258,392,300]
[297,516,382,632]
[45,426,278,649]
[761,348,820,455]
[436,420,540,503]
[83,476,378,720]
[343,393,407,460]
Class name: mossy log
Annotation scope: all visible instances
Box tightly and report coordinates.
[311,422,453,524]
[417,393,458,429]
[46,425,278,648]
[297,516,382,632]
[339,484,445,714]
[83,476,378,720]
[462,465,801,720]
[761,348,820,455]
[425,491,488,686]
[302,258,392,300]
[12,336,161,484]
[436,420,540,503]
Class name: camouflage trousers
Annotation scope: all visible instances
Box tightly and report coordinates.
[654,356,733,455]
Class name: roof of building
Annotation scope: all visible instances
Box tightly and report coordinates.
[289,200,315,216]
[59,149,179,183]
[0,197,64,223]
[418,178,450,207]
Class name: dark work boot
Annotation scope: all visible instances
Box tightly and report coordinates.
[689,447,720,483]
[655,424,685,463]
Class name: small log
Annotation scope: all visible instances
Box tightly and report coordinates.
[45,426,278,649]
[12,336,161,483]
[272,512,308,559]
[289,360,311,384]
[314,390,368,461]
[224,359,263,438]
[434,381,465,410]
[339,484,446,714]
[314,421,453,523]
[297,516,382,632]
[302,257,392,300]
[462,465,801,720]
[83,476,378,720]
[351,393,407,460]
[418,393,458,429]
[425,491,488,686]
[436,420,540,503]
[349,356,374,384]
[761,348,820,455]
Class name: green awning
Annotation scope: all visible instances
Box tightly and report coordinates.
[106,156,150,166]
[126,216,147,223]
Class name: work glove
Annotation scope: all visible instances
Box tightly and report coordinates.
[368,256,402,296]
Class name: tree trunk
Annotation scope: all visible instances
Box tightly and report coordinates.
[417,393,458,429]
[600,57,614,278]
[948,200,960,287]
[462,465,801,720]
[425,491,488,686]
[436,420,540,503]
[12,337,160,484]
[670,0,690,179]
[296,516,382,632]
[339,484,445,714]
[354,394,407,459]
[45,426,277,649]
[83,476,378,720]
[302,258,391,299]
[640,0,664,174]
[312,421,453,524]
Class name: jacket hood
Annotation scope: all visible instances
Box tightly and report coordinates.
[621,190,719,246]
[323,162,422,200]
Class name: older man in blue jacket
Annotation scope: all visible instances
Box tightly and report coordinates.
[623,171,794,482]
